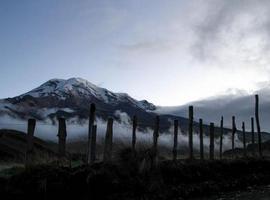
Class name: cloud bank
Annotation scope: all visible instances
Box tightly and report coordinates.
[0,110,240,154]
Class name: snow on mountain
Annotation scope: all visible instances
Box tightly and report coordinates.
[22,78,120,103]
[19,78,154,109]
[0,78,156,120]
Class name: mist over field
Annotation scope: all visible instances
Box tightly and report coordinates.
[0,109,240,152]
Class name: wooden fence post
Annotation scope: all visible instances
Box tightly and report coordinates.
[57,118,67,157]
[219,116,224,159]
[242,122,246,157]
[152,116,160,165]
[251,117,255,156]
[103,118,113,162]
[209,123,215,160]
[188,106,194,159]
[255,94,262,157]
[90,125,97,163]
[199,119,204,160]
[87,103,96,164]
[25,119,36,167]
[173,120,178,161]
[132,115,137,152]
[232,116,236,158]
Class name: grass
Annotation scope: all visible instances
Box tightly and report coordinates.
[2,148,270,200]
[0,164,24,178]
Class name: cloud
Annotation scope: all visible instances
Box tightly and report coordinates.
[191,0,270,72]
[0,110,240,153]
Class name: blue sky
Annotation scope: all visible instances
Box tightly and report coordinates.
[1,0,270,105]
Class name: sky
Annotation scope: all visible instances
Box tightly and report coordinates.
[1,0,270,106]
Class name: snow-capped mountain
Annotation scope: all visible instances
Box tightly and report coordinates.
[18,78,154,110]
[0,78,157,121]
[1,77,269,138]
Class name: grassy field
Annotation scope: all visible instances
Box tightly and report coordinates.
[1,148,270,200]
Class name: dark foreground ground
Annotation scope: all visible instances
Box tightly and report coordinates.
[1,149,270,200]
[193,185,270,200]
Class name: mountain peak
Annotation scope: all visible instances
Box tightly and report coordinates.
[43,77,99,90]
[65,77,99,89]
[0,77,155,122]
[21,78,111,102]
[6,78,156,112]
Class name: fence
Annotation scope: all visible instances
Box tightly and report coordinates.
[0,95,264,167]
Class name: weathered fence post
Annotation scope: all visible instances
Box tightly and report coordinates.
[25,119,36,167]
[188,106,194,159]
[103,118,113,162]
[219,116,224,159]
[57,118,67,157]
[251,117,255,156]
[90,125,97,163]
[199,119,204,160]
[242,122,246,157]
[232,116,236,158]
[173,120,178,161]
[132,115,137,152]
[209,123,215,160]
[87,103,96,164]
[152,116,160,165]
[255,94,262,157]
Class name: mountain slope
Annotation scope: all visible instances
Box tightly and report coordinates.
[0,129,58,161]
[0,78,192,136]
[0,78,156,121]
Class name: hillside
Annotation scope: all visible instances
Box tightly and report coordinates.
[0,129,57,162]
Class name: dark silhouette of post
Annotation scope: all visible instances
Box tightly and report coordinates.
[209,123,215,160]
[173,120,178,161]
[232,116,236,158]
[132,115,137,152]
[103,118,113,162]
[152,116,160,165]
[199,119,204,160]
[25,119,36,167]
[87,103,96,164]
[251,117,255,156]
[57,118,67,157]
[90,125,97,163]
[219,116,224,159]
[188,106,194,159]
[255,95,262,157]
[242,122,246,157]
